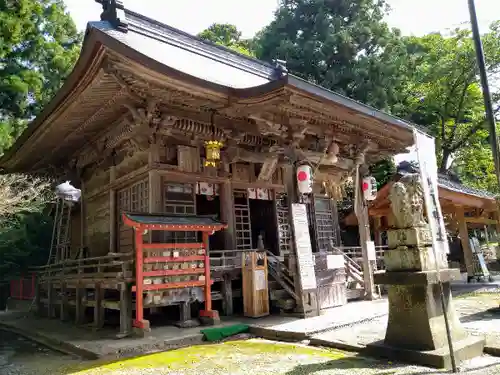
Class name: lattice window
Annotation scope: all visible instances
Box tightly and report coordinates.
[275,192,292,256]
[234,189,252,250]
[118,179,149,212]
[309,196,341,252]
[162,182,197,243]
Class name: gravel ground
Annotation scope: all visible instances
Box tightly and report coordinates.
[4,337,500,375]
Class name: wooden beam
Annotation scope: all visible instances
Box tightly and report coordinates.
[439,188,491,209]
[373,216,382,246]
[465,217,498,225]
[456,206,474,277]
[109,166,117,253]
[355,169,375,300]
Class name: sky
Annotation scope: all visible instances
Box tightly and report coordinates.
[65,0,500,37]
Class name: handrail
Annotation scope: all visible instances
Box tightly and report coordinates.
[329,247,365,287]
[266,250,298,301]
[32,252,134,270]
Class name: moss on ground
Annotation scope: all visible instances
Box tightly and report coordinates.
[66,339,353,374]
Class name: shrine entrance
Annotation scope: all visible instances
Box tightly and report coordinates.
[249,190,278,256]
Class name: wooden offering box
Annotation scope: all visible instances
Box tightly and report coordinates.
[242,251,269,318]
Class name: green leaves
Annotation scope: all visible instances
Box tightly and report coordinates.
[0,0,82,155]
[398,26,500,191]
[198,23,255,57]
[255,0,407,111]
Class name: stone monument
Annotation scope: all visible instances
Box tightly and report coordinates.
[368,173,484,369]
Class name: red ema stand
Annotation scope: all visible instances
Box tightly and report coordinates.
[122,213,227,332]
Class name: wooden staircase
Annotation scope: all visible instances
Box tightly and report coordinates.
[266,251,299,313]
[332,248,366,300]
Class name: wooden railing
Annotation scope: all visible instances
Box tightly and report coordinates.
[337,246,387,271]
[266,250,298,301]
[33,253,134,281]
[209,250,245,270]
[328,247,365,289]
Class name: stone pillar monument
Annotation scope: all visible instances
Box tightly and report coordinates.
[368,174,484,369]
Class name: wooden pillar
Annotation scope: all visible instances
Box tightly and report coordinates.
[356,169,375,300]
[75,283,84,325]
[60,282,68,321]
[80,177,87,257]
[373,216,382,246]
[220,181,236,249]
[283,164,319,317]
[34,280,41,315]
[93,283,105,330]
[109,166,117,253]
[47,281,55,318]
[199,231,220,324]
[456,206,474,277]
[148,142,162,213]
[495,205,500,242]
[133,228,149,330]
[222,274,233,316]
[283,164,303,307]
[179,301,191,322]
[118,282,132,338]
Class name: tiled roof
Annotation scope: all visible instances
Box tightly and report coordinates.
[437,174,496,199]
[396,162,496,200]
[124,213,225,227]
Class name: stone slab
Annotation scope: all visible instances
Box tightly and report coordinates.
[365,335,485,369]
[387,227,432,249]
[374,269,460,286]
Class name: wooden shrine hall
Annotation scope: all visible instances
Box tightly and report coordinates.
[0,1,416,336]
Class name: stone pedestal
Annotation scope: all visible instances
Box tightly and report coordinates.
[369,226,484,369]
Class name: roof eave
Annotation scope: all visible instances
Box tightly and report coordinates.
[287,75,414,134]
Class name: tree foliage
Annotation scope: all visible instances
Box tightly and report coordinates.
[0,0,82,155]
[254,0,410,111]
[0,0,77,286]
[198,23,255,57]
[397,24,500,191]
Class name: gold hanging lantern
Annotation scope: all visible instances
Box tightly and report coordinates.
[204,111,223,167]
[204,140,223,167]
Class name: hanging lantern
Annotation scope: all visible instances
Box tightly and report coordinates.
[204,140,223,167]
[204,110,223,168]
[362,176,377,201]
[296,164,313,194]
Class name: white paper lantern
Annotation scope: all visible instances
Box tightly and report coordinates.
[296,164,313,194]
[362,176,377,201]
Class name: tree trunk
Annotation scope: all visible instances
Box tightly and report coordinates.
[439,149,451,174]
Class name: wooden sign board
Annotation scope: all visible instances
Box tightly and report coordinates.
[291,203,317,291]
[327,254,344,269]
[366,241,376,261]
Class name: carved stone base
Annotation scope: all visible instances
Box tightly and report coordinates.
[384,282,466,350]
[387,227,432,248]
[366,336,485,370]
[384,246,437,272]
[371,272,484,368]
[374,269,461,286]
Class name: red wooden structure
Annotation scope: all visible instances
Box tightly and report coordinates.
[10,274,36,300]
[122,213,227,331]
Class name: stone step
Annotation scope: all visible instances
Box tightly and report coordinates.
[270,289,291,301]
[277,298,296,311]
[268,280,281,290]
[347,288,365,300]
